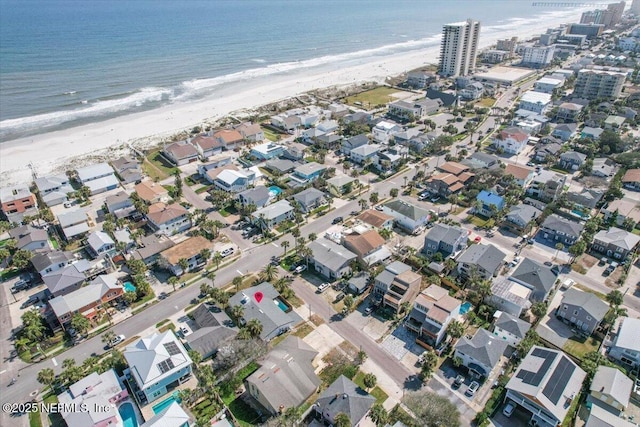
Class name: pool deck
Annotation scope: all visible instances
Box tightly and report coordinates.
[139,375,198,421]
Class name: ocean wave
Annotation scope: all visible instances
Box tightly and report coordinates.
[0,87,172,133]
[251,58,267,63]
[63,91,77,95]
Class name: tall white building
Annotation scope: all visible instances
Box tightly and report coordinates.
[438,19,481,77]
[521,45,556,68]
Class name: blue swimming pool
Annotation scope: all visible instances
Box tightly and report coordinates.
[152,391,182,414]
[268,186,282,197]
[118,402,138,427]
[460,302,472,315]
[274,297,289,312]
[571,209,590,219]
[123,281,136,293]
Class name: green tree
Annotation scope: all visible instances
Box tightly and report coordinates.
[246,319,263,338]
[262,264,279,282]
[403,390,460,427]
[389,188,399,198]
[199,248,211,262]
[516,330,539,358]
[419,350,438,381]
[568,240,586,262]
[188,349,202,365]
[102,331,116,347]
[174,170,183,198]
[21,309,46,342]
[343,295,355,312]
[206,271,216,285]
[178,258,189,274]
[363,373,377,390]
[232,276,243,292]
[333,413,351,427]
[281,240,290,256]
[126,259,147,276]
[308,232,317,242]
[230,305,244,322]
[168,275,179,291]
[71,313,91,335]
[446,320,465,339]
[368,403,388,427]
[531,301,548,319]
[37,368,55,388]
[606,290,624,306]
[11,249,34,269]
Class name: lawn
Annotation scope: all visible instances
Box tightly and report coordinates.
[143,150,178,180]
[343,86,406,108]
[292,322,314,338]
[476,97,496,108]
[353,371,389,403]
[261,126,280,142]
[468,214,494,228]
[563,335,601,361]
[227,397,261,427]
[218,205,237,217]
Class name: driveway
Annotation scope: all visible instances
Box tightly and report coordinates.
[536,290,573,348]
[381,325,422,361]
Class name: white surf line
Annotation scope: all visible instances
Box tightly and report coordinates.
[0,370,6,375]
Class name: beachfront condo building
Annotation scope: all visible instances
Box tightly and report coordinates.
[438,19,480,78]
[573,68,628,100]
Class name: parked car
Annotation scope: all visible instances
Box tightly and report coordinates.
[180,326,189,336]
[466,381,479,396]
[294,265,307,274]
[317,283,330,293]
[220,247,235,257]
[334,292,345,303]
[158,292,168,300]
[21,295,40,309]
[453,375,465,388]
[110,334,126,346]
[364,306,374,315]
[332,216,344,224]
[560,279,575,290]
[503,402,515,417]
[598,257,607,266]
[375,205,383,211]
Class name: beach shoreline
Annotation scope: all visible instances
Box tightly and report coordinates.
[0,8,585,186]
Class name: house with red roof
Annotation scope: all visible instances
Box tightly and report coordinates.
[493,126,529,154]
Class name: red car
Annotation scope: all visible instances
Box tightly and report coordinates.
[474,236,482,243]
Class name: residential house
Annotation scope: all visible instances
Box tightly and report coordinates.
[211,129,244,150]
[622,169,640,191]
[49,273,124,329]
[237,186,271,210]
[387,99,441,121]
[185,304,237,359]
[604,115,625,130]
[271,115,301,133]
[34,174,73,207]
[476,191,505,217]
[585,405,637,427]
[493,127,529,154]
[552,123,578,142]
[463,152,500,170]
[454,328,508,379]
[534,143,563,163]
[559,151,587,171]
[113,228,135,254]
[556,288,609,335]
[163,141,199,166]
[609,317,640,369]
[264,158,297,175]
[245,336,320,415]
[372,120,402,144]
[131,234,175,266]
[382,199,430,233]
[228,282,302,341]
[289,162,326,186]
[581,126,604,140]
[134,181,170,204]
[556,102,584,121]
[343,229,391,266]
[140,402,191,427]
[504,164,534,188]
[489,277,533,317]
[406,70,436,88]
[492,311,531,348]
[459,82,485,100]
[196,157,234,181]
[422,223,467,258]
[8,225,50,252]
[42,262,87,297]
[349,144,382,165]
[584,112,608,128]
[592,227,640,260]
[158,236,212,276]
[251,200,294,229]
[348,273,370,295]
[355,209,394,231]
[587,366,633,416]
[58,209,91,240]
[406,285,461,348]
[602,198,640,228]
[86,231,116,259]
[105,191,135,219]
[327,174,358,196]
[374,147,406,173]
[502,204,542,234]
[540,214,584,245]
[317,119,339,134]
[341,134,369,155]
[506,346,586,427]
[235,122,264,142]
[534,77,564,94]
[316,134,342,150]
[58,370,128,427]
[111,156,142,184]
[510,258,558,302]
[342,111,372,125]
[457,244,506,280]
[519,91,552,114]
[123,331,193,405]
[379,267,421,314]
[438,161,470,176]
[426,173,465,197]
[0,184,38,222]
[307,238,357,279]
[567,188,604,212]
[214,169,255,193]
[190,135,224,160]
[526,170,567,202]
[146,203,191,236]
[591,158,617,179]
[292,188,325,213]
[31,250,75,277]
[314,375,375,427]
[76,163,119,195]
[250,142,285,161]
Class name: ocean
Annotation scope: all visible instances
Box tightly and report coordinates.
[0,0,581,141]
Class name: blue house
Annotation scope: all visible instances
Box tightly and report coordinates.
[476,190,505,217]
[123,331,193,405]
[250,142,285,160]
[289,162,326,186]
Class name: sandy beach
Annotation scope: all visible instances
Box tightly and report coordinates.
[0,9,585,186]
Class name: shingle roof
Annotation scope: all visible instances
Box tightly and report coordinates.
[293,188,325,207]
[160,236,211,265]
[316,375,375,426]
[622,169,640,183]
[49,274,121,318]
[504,164,534,180]
[560,151,587,163]
[343,230,385,257]
[146,203,188,225]
[541,214,584,238]
[511,258,557,301]
[87,231,114,252]
[590,366,633,409]
[187,305,237,358]
[383,199,430,221]
[498,127,528,143]
[42,264,86,295]
[458,244,506,275]
[438,161,469,176]
[164,142,199,160]
[455,328,508,374]
[594,227,640,251]
[76,163,114,182]
[425,223,466,247]
[8,225,49,250]
[134,181,169,202]
[31,250,74,272]
[375,261,412,287]
[308,238,357,272]
[494,311,531,339]
[506,204,542,225]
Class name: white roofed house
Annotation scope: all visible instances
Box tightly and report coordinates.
[123,330,193,405]
[250,142,285,160]
[57,369,128,427]
[251,199,294,230]
[308,238,357,280]
[372,120,402,144]
[587,366,633,417]
[289,162,326,186]
[382,199,430,234]
[35,174,73,207]
[76,163,119,195]
[459,82,484,100]
[213,169,255,193]
[608,317,640,370]
[506,347,586,427]
[86,230,116,259]
[518,91,552,115]
[534,77,564,94]
[58,209,92,240]
[349,143,382,165]
[492,126,529,155]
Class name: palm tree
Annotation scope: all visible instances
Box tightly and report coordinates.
[199,248,211,262]
[206,271,216,285]
[358,198,367,211]
[283,406,303,424]
[246,319,263,338]
[232,276,243,292]
[363,373,377,390]
[213,251,223,269]
[102,331,116,347]
[168,276,179,292]
[308,232,317,242]
[262,264,278,282]
[446,320,465,339]
[178,258,189,274]
[554,242,564,260]
[334,413,351,427]
[37,368,55,388]
[281,240,290,256]
[71,313,91,336]
[369,403,388,427]
[230,305,244,323]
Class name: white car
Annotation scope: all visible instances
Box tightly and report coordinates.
[317,283,330,293]
[466,381,479,396]
[111,334,126,346]
[503,402,515,417]
[220,247,235,257]
[294,265,307,274]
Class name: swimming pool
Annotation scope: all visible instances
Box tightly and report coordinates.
[460,302,472,315]
[118,402,138,427]
[571,209,590,219]
[274,297,289,312]
[268,186,282,197]
[123,281,136,293]
[152,391,182,414]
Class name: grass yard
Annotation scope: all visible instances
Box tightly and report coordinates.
[476,97,496,108]
[343,86,405,108]
[142,150,178,180]
[261,126,280,142]
[227,397,261,427]
[468,214,494,228]
[292,322,314,338]
[158,322,176,333]
[574,284,606,300]
[353,371,389,403]
[563,335,601,361]
[218,205,237,217]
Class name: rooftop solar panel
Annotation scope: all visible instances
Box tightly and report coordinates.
[164,342,181,356]
[515,347,557,386]
[543,356,575,404]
